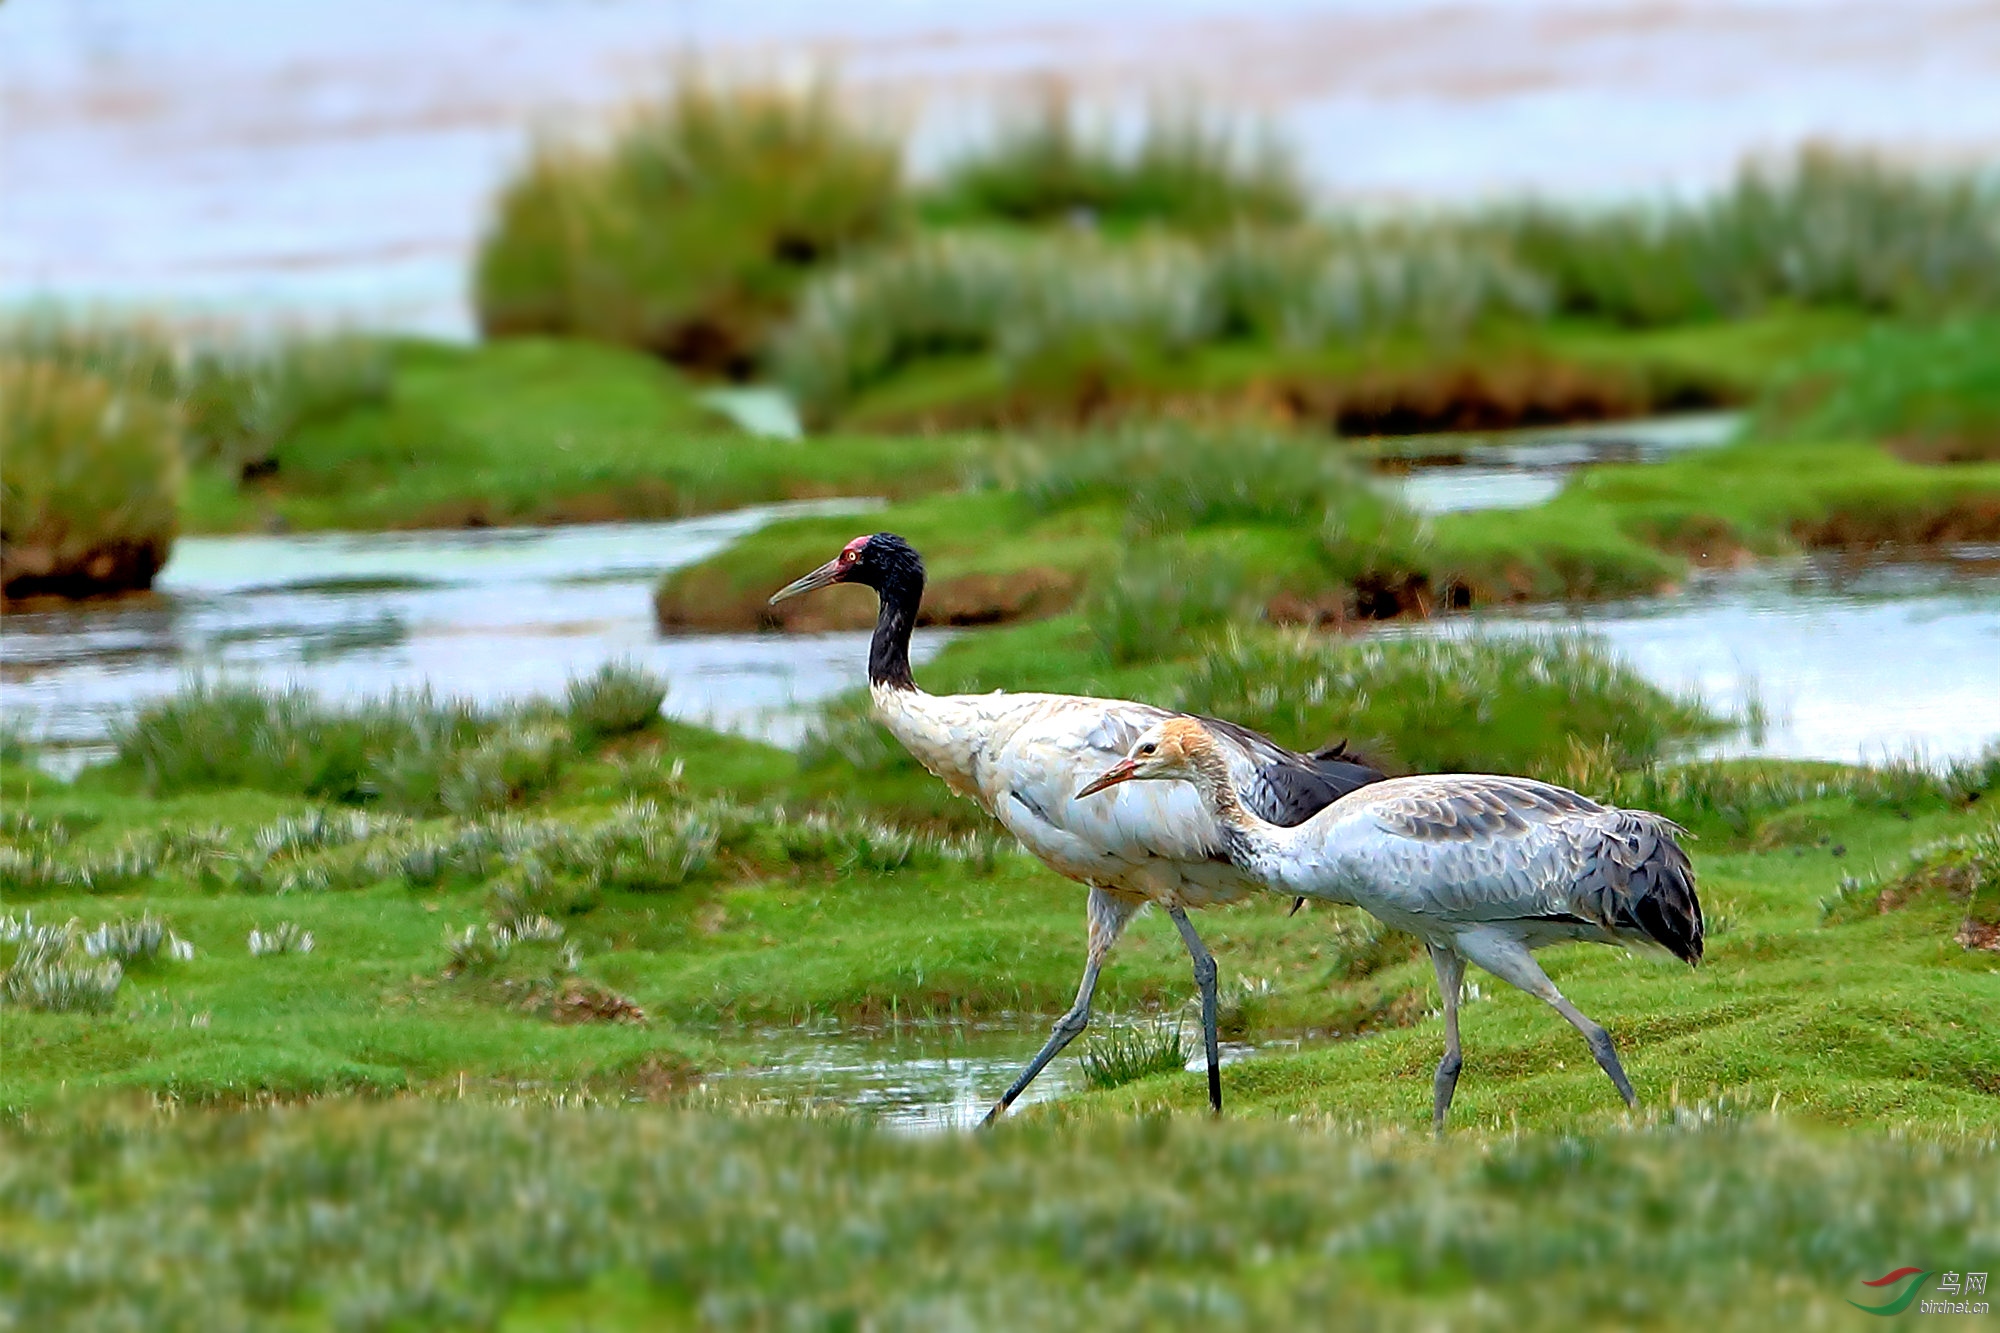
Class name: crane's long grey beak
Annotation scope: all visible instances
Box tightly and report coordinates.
[769,558,844,605]
[1076,758,1138,800]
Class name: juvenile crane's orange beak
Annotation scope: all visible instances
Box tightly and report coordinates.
[1076,758,1138,799]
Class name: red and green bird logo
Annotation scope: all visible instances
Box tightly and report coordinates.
[1850,1268,1933,1316]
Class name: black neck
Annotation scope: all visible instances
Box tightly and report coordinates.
[868,569,923,690]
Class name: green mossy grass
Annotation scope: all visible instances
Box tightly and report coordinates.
[182,338,976,533]
[5,1103,1994,1329]
[4,670,1998,1329]
[5,706,1996,1124]
[1756,317,2000,462]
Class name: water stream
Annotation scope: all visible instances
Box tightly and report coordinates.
[0,498,950,767]
[1378,410,1741,515]
[1402,550,2000,767]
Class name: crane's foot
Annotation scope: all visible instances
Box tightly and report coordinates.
[1582,1023,1638,1109]
[1431,1049,1463,1136]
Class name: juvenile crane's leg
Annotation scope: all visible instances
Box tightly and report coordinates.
[1427,944,1468,1135]
[1167,905,1223,1115]
[981,886,1143,1127]
[1548,994,1638,1109]
[1454,929,1639,1110]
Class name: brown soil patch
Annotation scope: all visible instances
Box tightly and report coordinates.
[1957,919,2000,952]
[1272,356,1728,434]
[1794,497,2000,548]
[1886,432,2000,465]
[1639,516,1752,565]
[1265,570,1451,628]
[543,977,648,1025]
[621,1052,700,1100]
[0,537,170,604]
[845,353,1737,438]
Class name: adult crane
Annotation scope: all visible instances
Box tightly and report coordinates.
[1078,717,1702,1131]
[769,533,1382,1124]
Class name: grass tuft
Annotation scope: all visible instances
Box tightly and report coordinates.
[81,914,194,966]
[475,77,903,373]
[247,922,315,957]
[774,229,1548,425]
[1821,817,2000,942]
[564,661,668,742]
[1178,628,1725,775]
[1,356,184,599]
[1755,317,2000,460]
[926,92,1306,233]
[1495,147,2000,325]
[1078,1020,1191,1090]
[0,913,124,1013]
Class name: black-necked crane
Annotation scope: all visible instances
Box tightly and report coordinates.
[1078,717,1703,1131]
[769,533,1382,1124]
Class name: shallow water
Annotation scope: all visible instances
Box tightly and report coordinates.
[1382,411,1740,515]
[703,1019,1259,1131]
[1400,551,2000,766]
[0,500,953,767]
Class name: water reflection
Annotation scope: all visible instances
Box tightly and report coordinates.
[1,500,949,764]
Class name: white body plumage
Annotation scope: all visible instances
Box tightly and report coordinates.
[875,681,1350,910]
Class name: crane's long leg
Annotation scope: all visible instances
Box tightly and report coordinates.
[1166,905,1223,1115]
[1453,929,1638,1110]
[981,886,1144,1128]
[1427,944,1467,1135]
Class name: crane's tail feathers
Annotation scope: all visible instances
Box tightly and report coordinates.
[1615,811,1704,966]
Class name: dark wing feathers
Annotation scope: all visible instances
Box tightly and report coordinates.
[1590,810,1704,965]
[1193,713,1384,828]
[1086,705,1383,827]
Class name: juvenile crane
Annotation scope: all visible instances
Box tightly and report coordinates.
[1079,717,1702,1130]
[770,534,1382,1123]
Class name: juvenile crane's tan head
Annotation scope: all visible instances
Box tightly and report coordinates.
[1076,718,1220,798]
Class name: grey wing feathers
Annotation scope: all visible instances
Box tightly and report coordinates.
[1194,713,1384,827]
[1367,777,1703,965]
[1367,776,1604,843]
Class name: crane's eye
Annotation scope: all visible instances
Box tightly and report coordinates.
[839,549,856,564]
[1138,742,1157,755]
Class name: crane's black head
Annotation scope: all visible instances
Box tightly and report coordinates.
[768,533,925,605]
[769,534,927,689]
